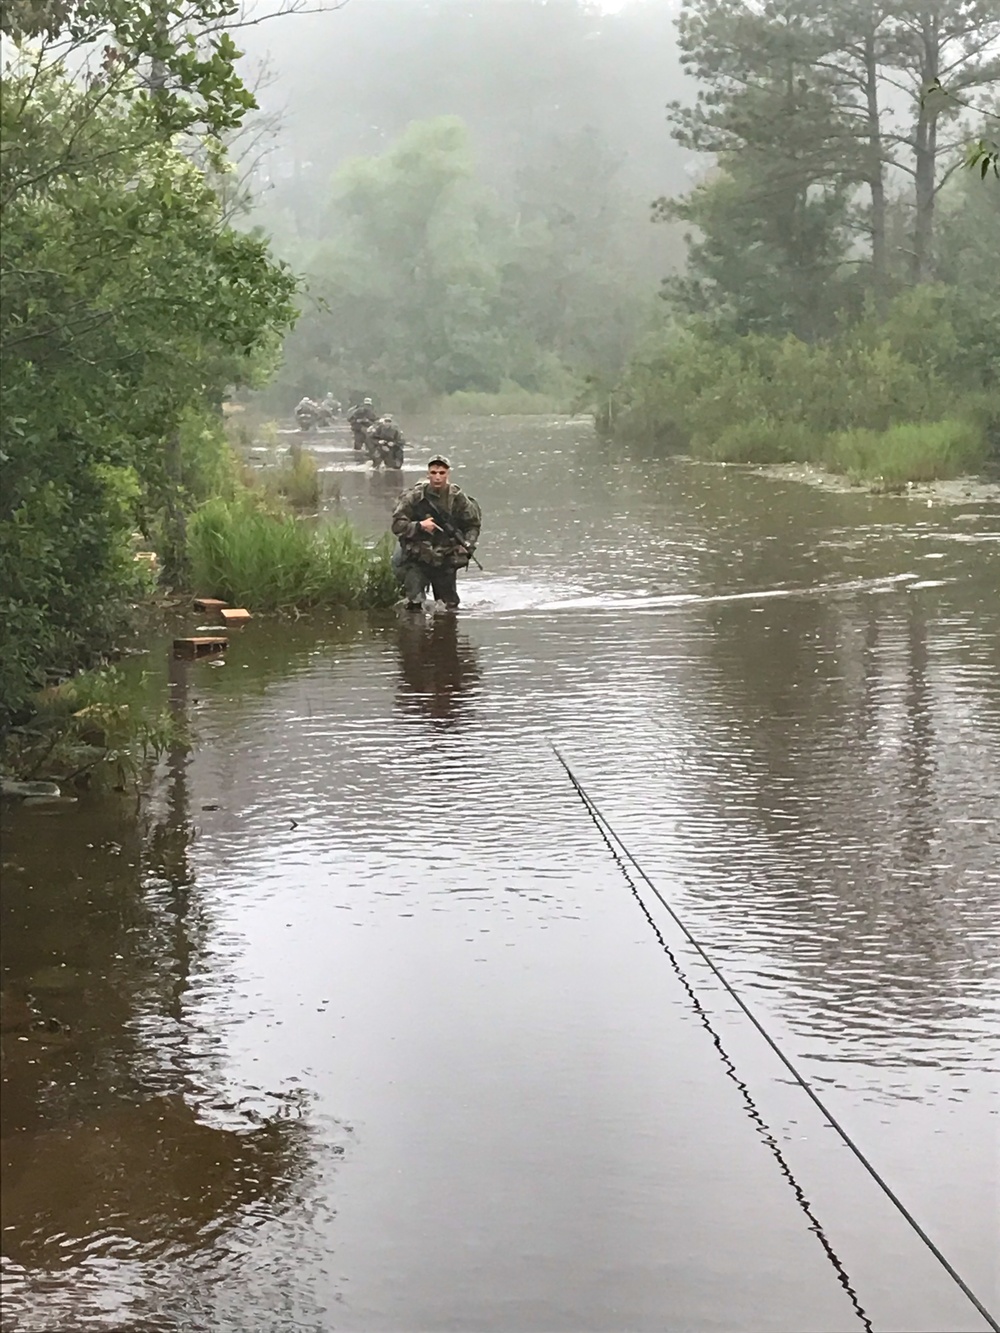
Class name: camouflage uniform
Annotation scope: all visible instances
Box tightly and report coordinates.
[367,418,405,467]
[295,397,318,430]
[391,481,481,607]
[346,402,377,449]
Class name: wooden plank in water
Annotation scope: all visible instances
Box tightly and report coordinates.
[219,608,252,625]
[193,597,229,612]
[173,637,228,659]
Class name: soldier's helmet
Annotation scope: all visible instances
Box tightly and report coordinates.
[363,397,373,406]
[382,414,393,423]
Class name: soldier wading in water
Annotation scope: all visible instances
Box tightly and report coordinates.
[391,455,481,611]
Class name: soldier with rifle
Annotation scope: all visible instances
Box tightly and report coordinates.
[391,454,481,611]
[346,397,377,450]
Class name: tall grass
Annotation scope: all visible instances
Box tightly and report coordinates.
[825,419,986,486]
[261,442,322,509]
[611,289,996,483]
[188,499,398,612]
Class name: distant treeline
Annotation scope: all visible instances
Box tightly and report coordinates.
[249,0,998,485]
[241,0,692,408]
[607,0,1000,480]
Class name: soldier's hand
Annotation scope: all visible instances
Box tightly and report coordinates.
[418,517,439,533]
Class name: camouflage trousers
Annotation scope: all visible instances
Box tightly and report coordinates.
[394,550,460,607]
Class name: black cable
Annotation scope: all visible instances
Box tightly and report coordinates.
[553,746,1000,1333]
[585,783,873,1328]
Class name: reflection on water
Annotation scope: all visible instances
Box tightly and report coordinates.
[1,1093,311,1269]
[392,614,482,727]
[2,416,998,1332]
[0,684,322,1331]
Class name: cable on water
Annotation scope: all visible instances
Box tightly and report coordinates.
[552,746,1000,1333]
[570,777,873,1328]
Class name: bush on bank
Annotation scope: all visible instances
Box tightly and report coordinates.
[609,287,996,482]
[826,420,986,486]
[1,665,181,791]
[0,34,297,735]
[188,498,399,613]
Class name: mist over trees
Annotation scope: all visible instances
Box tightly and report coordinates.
[240,0,996,437]
[236,0,693,406]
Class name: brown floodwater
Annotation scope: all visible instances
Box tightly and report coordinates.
[2,416,998,1332]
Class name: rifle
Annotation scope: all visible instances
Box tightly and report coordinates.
[422,495,483,570]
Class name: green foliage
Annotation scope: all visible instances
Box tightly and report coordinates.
[826,420,987,486]
[364,536,402,608]
[612,282,993,482]
[0,20,297,729]
[187,499,397,612]
[966,138,999,178]
[659,165,858,341]
[260,445,322,510]
[1,665,182,786]
[262,112,657,411]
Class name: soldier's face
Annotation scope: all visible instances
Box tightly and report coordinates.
[428,466,449,490]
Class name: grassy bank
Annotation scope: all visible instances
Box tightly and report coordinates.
[433,386,575,416]
[1,665,179,791]
[608,288,998,486]
[188,498,399,612]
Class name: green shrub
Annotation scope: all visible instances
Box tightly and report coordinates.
[825,419,987,485]
[2,665,180,786]
[180,406,244,505]
[963,392,1000,462]
[0,465,147,731]
[188,498,397,611]
[262,444,322,509]
[611,288,975,464]
[707,419,822,465]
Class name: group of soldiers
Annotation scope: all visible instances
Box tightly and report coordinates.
[293,396,482,610]
[346,398,406,470]
[293,393,408,470]
[294,392,341,430]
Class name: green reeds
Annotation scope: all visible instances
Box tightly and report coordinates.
[262,442,322,509]
[188,498,398,612]
[825,419,986,486]
[2,666,180,786]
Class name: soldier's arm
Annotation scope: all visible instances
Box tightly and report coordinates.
[456,495,480,547]
[391,492,423,541]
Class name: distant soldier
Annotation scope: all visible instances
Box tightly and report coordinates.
[318,392,341,425]
[391,454,481,611]
[295,396,318,431]
[366,414,405,469]
[346,397,377,450]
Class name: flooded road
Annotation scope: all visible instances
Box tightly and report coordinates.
[2,416,998,1331]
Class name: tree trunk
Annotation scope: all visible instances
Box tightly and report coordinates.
[863,29,888,313]
[161,428,189,588]
[911,16,940,284]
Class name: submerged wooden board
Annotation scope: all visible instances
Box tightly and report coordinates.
[173,636,228,659]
